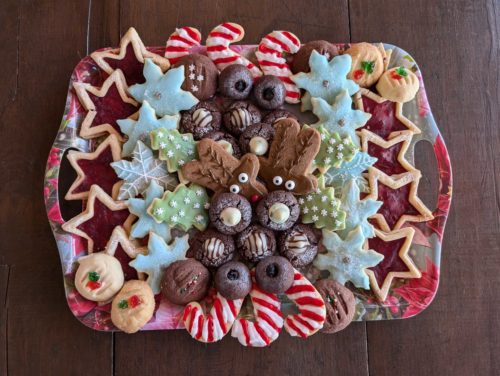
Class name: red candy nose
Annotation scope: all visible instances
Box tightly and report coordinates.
[250,194,261,202]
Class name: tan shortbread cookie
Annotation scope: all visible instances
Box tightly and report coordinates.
[345,42,384,88]
[376,66,419,103]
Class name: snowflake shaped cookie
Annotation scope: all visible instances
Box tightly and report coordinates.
[314,226,384,290]
[324,151,377,192]
[150,128,198,173]
[129,59,199,116]
[111,141,178,200]
[311,91,371,147]
[129,233,189,294]
[291,51,359,111]
[127,181,171,240]
[311,125,358,173]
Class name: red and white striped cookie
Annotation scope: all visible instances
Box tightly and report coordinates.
[165,27,201,64]
[283,269,326,338]
[206,22,262,78]
[255,30,302,103]
[231,273,284,347]
[182,292,243,343]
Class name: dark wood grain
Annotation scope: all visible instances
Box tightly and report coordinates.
[350,0,500,375]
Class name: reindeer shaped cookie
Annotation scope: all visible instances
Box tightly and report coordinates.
[258,118,321,195]
[182,138,268,201]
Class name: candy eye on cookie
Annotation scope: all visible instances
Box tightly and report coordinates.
[273,176,283,186]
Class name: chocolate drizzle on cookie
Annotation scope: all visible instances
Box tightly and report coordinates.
[193,108,213,129]
[203,237,225,261]
[230,108,251,128]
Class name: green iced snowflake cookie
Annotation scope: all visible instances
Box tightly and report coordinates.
[148,183,209,231]
[297,175,346,231]
[150,128,198,173]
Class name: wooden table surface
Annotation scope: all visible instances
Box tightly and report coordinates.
[1,1,499,375]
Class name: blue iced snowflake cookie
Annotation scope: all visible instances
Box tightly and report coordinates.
[324,152,377,192]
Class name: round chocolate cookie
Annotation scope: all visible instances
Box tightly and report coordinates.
[235,224,276,263]
[223,101,262,136]
[204,131,242,158]
[209,192,252,235]
[180,100,222,140]
[161,259,211,305]
[255,256,294,294]
[239,123,275,156]
[215,261,252,300]
[252,75,286,110]
[315,279,356,334]
[219,64,254,100]
[278,224,318,268]
[173,53,218,100]
[256,190,300,231]
[262,109,298,126]
[188,228,235,268]
[291,40,339,74]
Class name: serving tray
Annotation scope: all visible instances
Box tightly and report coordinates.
[44,43,452,331]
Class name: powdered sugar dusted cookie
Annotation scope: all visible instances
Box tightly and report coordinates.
[376,66,419,103]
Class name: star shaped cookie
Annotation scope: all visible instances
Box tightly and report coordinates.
[365,227,421,301]
[314,226,384,290]
[127,181,171,240]
[118,100,179,157]
[129,233,189,294]
[73,69,138,140]
[65,134,122,200]
[91,27,170,86]
[291,51,359,111]
[336,178,382,240]
[129,60,199,117]
[311,91,371,147]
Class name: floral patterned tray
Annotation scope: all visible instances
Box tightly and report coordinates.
[44,43,452,331]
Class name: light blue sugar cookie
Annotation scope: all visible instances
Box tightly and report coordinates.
[314,226,384,290]
[129,59,199,116]
[291,51,359,111]
[324,152,377,192]
[311,91,371,147]
[118,100,179,157]
[127,181,171,241]
[129,233,188,294]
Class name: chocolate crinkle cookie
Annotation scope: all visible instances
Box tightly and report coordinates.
[239,123,275,156]
[291,40,339,74]
[278,224,318,268]
[173,53,218,100]
[252,75,286,110]
[223,100,262,136]
[262,109,298,126]
[180,100,222,140]
[235,224,276,263]
[218,64,254,100]
[256,190,300,231]
[209,192,252,235]
[215,261,252,300]
[188,228,235,268]
[315,279,356,334]
[204,131,242,158]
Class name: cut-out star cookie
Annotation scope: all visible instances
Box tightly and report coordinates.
[73,69,138,140]
[61,185,132,253]
[298,175,346,231]
[311,91,371,147]
[148,183,209,232]
[314,226,384,290]
[291,51,359,111]
[324,151,377,193]
[90,27,170,86]
[127,181,171,241]
[336,178,382,240]
[150,128,198,174]
[111,141,178,200]
[129,59,199,117]
[365,227,421,301]
[65,134,122,200]
[129,233,189,294]
[118,100,179,157]
[308,125,358,173]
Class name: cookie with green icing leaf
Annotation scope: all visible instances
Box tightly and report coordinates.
[150,128,198,175]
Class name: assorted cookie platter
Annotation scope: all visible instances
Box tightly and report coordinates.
[44,23,452,344]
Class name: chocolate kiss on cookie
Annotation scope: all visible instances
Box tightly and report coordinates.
[188,228,235,268]
[182,138,268,201]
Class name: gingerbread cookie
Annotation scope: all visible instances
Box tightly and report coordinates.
[239,123,275,156]
[223,100,262,136]
[376,66,419,103]
[256,190,300,231]
[258,118,321,195]
[173,54,218,100]
[204,131,242,158]
[315,279,356,334]
[209,192,252,235]
[345,42,385,88]
[181,138,268,201]
[188,228,236,268]
[218,64,254,100]
[291,40,339,74]
[111,280,155,333]
[278,224,318,268]
[235,224,276,262]
[161,259,211,305]
[180,100,222,140]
